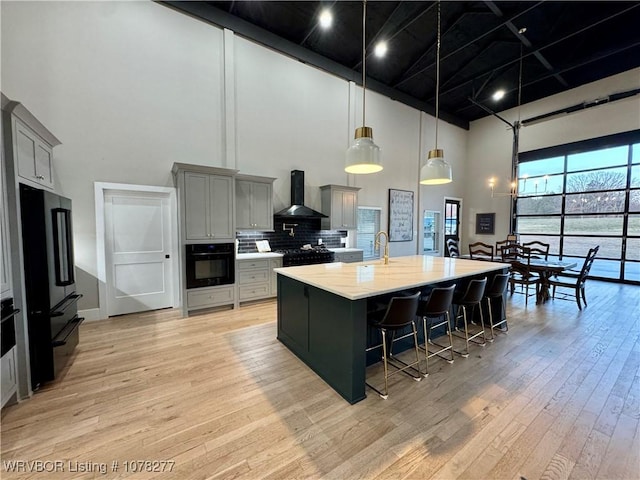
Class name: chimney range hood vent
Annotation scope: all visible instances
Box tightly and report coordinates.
[274,170,328,219]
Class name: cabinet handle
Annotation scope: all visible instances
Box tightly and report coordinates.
[35,175,45,180]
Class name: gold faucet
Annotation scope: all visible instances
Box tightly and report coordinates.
[374,231,390,265]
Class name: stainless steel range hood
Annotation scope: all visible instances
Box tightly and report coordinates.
[274,170,327,219]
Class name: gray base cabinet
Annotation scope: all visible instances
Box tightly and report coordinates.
[1,346,17,407]
[334,250,363,263]
[186,285,235,311]
[237,257,282,303]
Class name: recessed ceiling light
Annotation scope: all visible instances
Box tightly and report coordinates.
[492,89,506,101]
[319,9,332,29]
[374,41,388,58]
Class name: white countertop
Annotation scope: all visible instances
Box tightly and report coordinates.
[328,248,364,253]
[237,252,283,260]
[274,255,510,300]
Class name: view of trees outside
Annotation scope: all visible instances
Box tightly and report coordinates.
[515,140,639,282]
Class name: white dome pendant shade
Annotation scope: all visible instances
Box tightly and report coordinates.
[345,0,383,175]
[345,127,382,174]
[420,0,452,186]
[420,148,452,185]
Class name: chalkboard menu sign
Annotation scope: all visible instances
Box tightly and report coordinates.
[389,189,414,241]
[476,213,495,235]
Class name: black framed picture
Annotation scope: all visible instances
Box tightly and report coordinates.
[476,213,495,235]
[388,189,414,241]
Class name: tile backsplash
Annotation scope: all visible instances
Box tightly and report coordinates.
[236,218,347,253]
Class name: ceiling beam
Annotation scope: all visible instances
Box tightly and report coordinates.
[483,1,568,88]
[393,9,483,88]
[455,40,640,115]
[394,1,544,88]
[437,2,640,102]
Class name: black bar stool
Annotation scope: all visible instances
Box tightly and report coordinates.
[484,273,510,342]
[365,291,422,399]
[452,277,487,357]
[416,285,456,376]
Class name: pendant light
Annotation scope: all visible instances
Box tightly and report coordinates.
[345,0,382,174]
[420,0,452,185]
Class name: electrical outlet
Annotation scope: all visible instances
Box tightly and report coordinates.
[318,238,323,245]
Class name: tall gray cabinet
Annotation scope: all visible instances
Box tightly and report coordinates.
[172,163,238,316]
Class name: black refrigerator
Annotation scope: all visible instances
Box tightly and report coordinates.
[20,184,83,390]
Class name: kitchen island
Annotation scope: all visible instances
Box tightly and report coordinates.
[275,255,509,403]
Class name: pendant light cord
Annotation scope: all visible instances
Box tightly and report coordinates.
[434,0,441,149]
[362,0,367,128]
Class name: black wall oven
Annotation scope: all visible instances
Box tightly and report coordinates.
[185,243,235,289]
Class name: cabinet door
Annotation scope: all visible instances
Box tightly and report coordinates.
[184,172,211,240]
[235,180,253,229]
[15,123,37,183]
[342,190,358,229]
[14,120,54,190]
[209,175,234,240]
[331,189,345,229]
[35,142,54,189]
[251,182,273,230]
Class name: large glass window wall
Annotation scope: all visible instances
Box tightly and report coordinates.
[515,130,640,283]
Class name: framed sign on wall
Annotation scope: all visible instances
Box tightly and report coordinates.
[476,212,495,235]
[388,189,414,241]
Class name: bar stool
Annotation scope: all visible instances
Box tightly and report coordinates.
[416,285,456,377]
[483,273,510,342]
[365,291,422,399]
[452,277,487,357]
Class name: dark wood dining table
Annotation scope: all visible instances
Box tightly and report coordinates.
[460,255,577,304]
[513,258,577,304]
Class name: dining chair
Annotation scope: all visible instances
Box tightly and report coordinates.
[365,292,422,399]
[507,245,541,307]
[469,242,494,261]
[495,239,511,255]
[522,240,550,260]
[548,246,599,310]
[446,239,460,258]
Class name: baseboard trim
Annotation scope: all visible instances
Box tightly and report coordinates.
[78,308,102,322]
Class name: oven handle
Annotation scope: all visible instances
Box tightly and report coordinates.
[188,252,231,257]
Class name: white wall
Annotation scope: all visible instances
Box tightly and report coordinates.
[2,0,468,311]
[1,1,225,308]
[464,68,640,253]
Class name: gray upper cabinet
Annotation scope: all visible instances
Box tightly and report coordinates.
[236,174,275,231]
[173,163,237,242]
[2,95,60,192]
[15,120,54,190]
[320,185,361,230]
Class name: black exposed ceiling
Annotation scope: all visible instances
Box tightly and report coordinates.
[163,1,640,129]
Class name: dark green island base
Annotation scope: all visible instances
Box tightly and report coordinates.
[276,265,508,404]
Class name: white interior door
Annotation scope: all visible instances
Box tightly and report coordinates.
[104,190,174,316]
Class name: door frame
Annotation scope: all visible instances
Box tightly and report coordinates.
[95,182,180,320]
[443,196,463,256]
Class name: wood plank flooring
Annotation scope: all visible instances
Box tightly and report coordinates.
[1,281,639,479]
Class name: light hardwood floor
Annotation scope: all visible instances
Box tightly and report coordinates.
[1,281,639,479]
